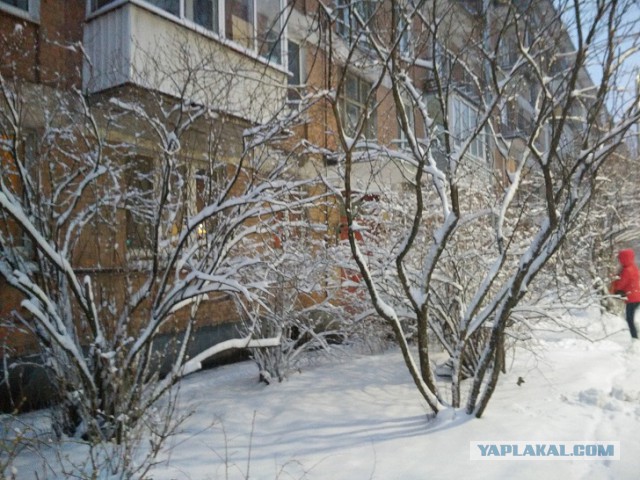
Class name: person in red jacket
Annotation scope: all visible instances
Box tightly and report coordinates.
[611,249,640,339]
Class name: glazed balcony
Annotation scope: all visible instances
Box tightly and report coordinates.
[83,0,288,123]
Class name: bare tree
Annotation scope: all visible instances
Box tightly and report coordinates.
[244,223,345,384]
[311,0,640,417]
[0,27,318,464]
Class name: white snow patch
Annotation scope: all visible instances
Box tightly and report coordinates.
[7,309,640,479]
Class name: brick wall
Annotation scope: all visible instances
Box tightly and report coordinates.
[0,0,83,87]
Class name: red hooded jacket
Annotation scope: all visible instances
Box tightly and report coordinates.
[612,249,640,303]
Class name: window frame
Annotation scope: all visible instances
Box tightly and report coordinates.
[286,39,305,103]
[394,2,412,55]
[340,72,377,140]
[186,0,219,33]
[497,35,518,69]
[335,0,379,48]
[254,0,284,64]
[497,25,531,70]
[193,165,224,239]
[0,0,40,22]
[450,93,485,162]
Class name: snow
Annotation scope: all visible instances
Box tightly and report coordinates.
[414,58,434,69]
[177,334,283,379]
[7,307,640,479]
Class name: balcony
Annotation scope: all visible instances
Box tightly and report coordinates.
[83,0,288,123]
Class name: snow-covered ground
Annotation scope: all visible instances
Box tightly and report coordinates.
[8,307,640,479]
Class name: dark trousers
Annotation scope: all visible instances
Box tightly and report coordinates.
[626,303,639,338]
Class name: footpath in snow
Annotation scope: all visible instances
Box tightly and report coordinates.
[143,307,640,480]
[9,308,640,479]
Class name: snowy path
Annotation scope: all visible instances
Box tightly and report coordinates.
[145,310,640,480]
[9,309,640,479]
[472,313,640,480]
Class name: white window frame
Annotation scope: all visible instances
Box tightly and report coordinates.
[335,0,379,48]
[450,94,485,161]
[252,0,284,65]
[184,0,219,33]
[0,0,40,22]
[340,72,377,139]
[87,0,285,65]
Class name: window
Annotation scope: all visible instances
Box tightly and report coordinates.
[193,170,209,237]
[395,3,412,55]
[335,0,378,46]
[497,36,518,69]
[1,0,28,9]
[498,25,531,69]
[195,170,207,213]
[336,0,408,53]
[194,165,225,238]
[256,0,282,63]
[125,157,155,252]
[287,40,303,102]
[534,123,550,153]
[433,42,452,79]
[224,0,283,62]
[88,0,285,64]
[451,95,485,160]
[0,0,39,20]
[146,0,179,14]
[500,98,532,139]
[91,0,112,10]
[225,0,253,48]
[396,95,415,150]
[186,0,218,31]
[452,64,478,101]
[91,0,179,15]
[397,16,410,55]
[454,0,482,15]
[340,73,377,139]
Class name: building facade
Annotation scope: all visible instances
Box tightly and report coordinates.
[0,0,591,409]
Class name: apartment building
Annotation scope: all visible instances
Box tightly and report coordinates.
[0,0,590,409]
